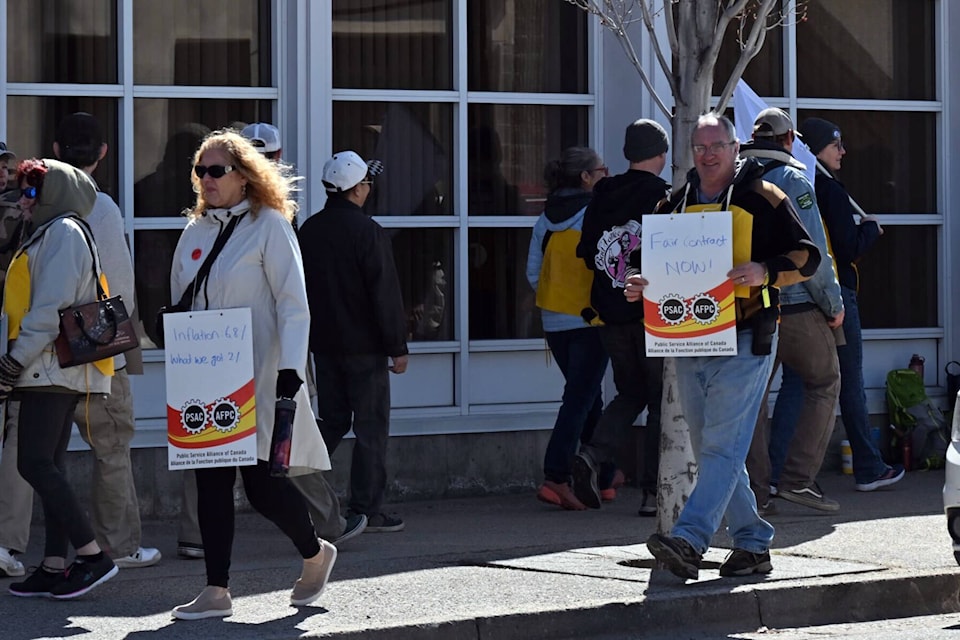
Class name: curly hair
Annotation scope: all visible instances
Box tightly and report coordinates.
[188,129,299,221]
[16,158,48,190]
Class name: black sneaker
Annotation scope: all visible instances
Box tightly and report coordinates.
[637,490,657,517]
[778,482,839,512]
[719,549,773,577]
[9,566,66,598]
[365,513,405,533]
[646,533,701,580]
[571,452,601,509]
[333,513,368,545]
[50,555,118,599]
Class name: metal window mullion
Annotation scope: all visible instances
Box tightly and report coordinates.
[454,0,469,416]
[5,83,124,97]
[794,98,942,112]
[0,0,8,140]
[785,0,798,116]
[331,88,459,102]
[119,0,135,243]
[131,85,279,99]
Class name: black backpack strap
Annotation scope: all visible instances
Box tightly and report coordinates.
[540,229,553,255]
[177,213,245,310]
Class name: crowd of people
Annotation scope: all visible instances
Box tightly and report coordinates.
[0,104,901,614]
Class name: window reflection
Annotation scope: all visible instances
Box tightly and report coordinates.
[7,0,117,84]
[714,5,783,97]
[332,0,452,90]
[133,0,271,86]
[332,102,452,215]
[857,226,937,329]
[469,228,541,340]
[468,0,587,93]
[798,110,935,214]
[386,228,454,342]
[134,229,182,348]
[797,0,935,100]
[468,105,587,215]
[6,97,119,199]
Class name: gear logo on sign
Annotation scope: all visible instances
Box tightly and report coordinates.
[180,399,208,435]
[658,294,688,326]
[209,398,241,433]
[689,293,720,325]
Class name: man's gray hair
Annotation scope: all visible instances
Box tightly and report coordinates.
[695,112,738,143]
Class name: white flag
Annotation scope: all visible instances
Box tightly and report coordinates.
[733,80,817,186]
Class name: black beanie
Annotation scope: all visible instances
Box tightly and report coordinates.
[798,117,842,155]
[623,119,669,162]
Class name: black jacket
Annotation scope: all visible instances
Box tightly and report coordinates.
[814,173,880,291]
[299,197,409,357]
[576,169,670,324]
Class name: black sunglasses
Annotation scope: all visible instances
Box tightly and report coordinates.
[21,186,37,199]
[194,164,235,180]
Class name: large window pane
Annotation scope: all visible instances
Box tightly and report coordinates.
[133,98,272,216]
[134,229,181,348]
[857,226,937,329]
[7,0,117,83]
[6,97,119,200]
[332,0,452,90]
[387,228,455,342]
[797,0,935,100]
[468,0,587,93]
[133,0,271,86]
[468,105,587,216]
[332,102,452,216]
[714,10,783,97]
[469,228,540,340]
[798,110,935,214]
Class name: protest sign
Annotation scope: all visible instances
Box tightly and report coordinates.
[165,308,256,469]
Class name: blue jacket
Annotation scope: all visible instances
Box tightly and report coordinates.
[740,142,844,318]
[814,172,881,291]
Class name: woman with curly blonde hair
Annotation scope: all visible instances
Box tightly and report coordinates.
[170,129,335,620]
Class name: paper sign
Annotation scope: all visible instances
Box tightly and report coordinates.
[165,308,257,469]
[640,212,738,356]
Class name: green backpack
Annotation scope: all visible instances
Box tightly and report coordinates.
[885,368,948,469]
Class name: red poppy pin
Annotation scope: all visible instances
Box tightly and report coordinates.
[191,248,202,260]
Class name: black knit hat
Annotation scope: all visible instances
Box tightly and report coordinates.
[798,117,842,155]
[623,119,669,162]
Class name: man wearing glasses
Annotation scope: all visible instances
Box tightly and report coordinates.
[629,113,820,581]
[573,119,671,515]
[299,151,408,534]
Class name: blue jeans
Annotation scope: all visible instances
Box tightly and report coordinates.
[835,286,888,484]
[543,327,608,484]
[673,330,776,555]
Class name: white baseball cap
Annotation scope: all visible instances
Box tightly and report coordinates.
[241,122,281,154]
[321,151,384,192]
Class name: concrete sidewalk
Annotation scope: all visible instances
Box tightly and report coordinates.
[2,470,957,639]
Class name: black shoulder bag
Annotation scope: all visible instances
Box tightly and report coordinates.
[155,214,244,347]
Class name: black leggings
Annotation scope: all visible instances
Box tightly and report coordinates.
[196,460,320,587]
[17,390,96,559]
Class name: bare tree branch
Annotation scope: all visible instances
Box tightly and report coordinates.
[703,0,752,82]
[715,0,778,112]
[639,0,679,100]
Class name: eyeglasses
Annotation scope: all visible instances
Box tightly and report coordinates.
[829,139,845,152]
[20,186,37,199]
[194,164,235,180]
[589,166,609,176]
[692,141,736,156]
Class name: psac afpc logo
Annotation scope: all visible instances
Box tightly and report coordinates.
[657,293,720,326]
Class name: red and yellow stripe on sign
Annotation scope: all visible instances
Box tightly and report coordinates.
[643,279,736,339]
[167,379,256,449]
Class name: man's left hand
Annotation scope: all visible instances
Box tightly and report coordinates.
[389,355,409,374]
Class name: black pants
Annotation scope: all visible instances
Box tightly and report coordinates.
[314,354,390,517]
[17,390,96,559]
[196,460,320,588]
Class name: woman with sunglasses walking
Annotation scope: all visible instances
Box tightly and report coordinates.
[169,130,335,619]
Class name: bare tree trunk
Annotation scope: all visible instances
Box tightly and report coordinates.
[655,357,696,534]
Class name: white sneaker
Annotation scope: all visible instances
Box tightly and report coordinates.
[0,546,25,577]
[113,546,162,569]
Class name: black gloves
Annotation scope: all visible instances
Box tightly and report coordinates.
[276,369,303,399]
[0,354,24,402]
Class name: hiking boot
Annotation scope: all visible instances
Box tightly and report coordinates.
[173,586,233,620]
[778,482,839,512]
[114,546,162,569]
[0,546,25,577]
[758,499,778,517]
[365,513,405,533]
[600,469,626,502]
[9,566,65,597]
[291,540,337,606]
[719,549,773,577]
[50,554,118,599]
[646,533,701,580]
[571,452,601,509]
[177,541,204,559]
[333,513,367,546]
[538,481,587,510]
[637,490,657,517]
[856,465,905,492]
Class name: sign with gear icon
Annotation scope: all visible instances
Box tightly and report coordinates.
[164,308,257,470]
[639,210,740,356]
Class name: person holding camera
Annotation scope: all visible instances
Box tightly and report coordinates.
[630,113,820,581]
